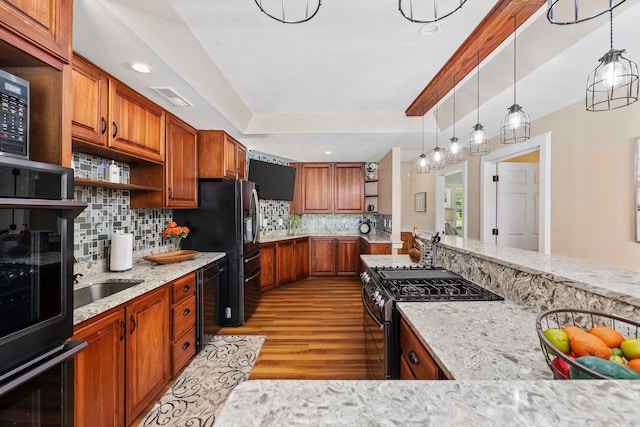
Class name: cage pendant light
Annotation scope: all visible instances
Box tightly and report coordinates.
[416,115,431,174]
[500,16,530,145]
[254,0,321,24]
[586,10,638,111]
[446,77,463,163]
[399,0,467,24]
[547,0,627,25]
[430,95,445,170]
[469,52,489,156]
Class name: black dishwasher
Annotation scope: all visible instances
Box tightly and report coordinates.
[196,257,227,348]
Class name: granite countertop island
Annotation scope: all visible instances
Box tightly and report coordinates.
[215,247,640,425]
[73,251,225,325]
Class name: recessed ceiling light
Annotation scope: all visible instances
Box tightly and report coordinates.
[419,23,441,37]
[130,62,152,74]
[325,151,332,155]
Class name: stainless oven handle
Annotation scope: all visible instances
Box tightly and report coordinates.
[361,287,384,328]
[244,269,261,283]
[244,250,262,264]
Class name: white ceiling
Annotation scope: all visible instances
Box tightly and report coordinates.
[73,0,640,162]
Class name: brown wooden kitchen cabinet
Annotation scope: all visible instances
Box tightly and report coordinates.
[310,237,359,276]
[296,163,364,214]
[276,239,296,285]
[359,238,392,273]
[73,309,126,427]
[71,55,109,147]
[259,242,277,292]
[109,80,165,164]
[198,130,247,180]
[73,285,171,426]
[163,114,198,208]
[293,238,310,280]
[125,285,171,425]
[399,317,447,380]
[171,273,197,375]
[0,0,72,64]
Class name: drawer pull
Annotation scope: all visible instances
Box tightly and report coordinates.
[183,308,191,316]
[408,350,420,365]
[182,342,190,350]
[182,285,190,292]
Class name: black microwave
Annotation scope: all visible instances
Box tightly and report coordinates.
[0,69,29,159]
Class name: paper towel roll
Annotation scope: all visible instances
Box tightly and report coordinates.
[110,232,133,271]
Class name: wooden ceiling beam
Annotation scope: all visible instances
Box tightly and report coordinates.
[405,0,546,117]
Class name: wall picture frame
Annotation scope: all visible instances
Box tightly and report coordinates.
[414,192,426,212]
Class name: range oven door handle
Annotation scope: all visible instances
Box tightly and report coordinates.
[361,287,384,328]
[244,269,261,283]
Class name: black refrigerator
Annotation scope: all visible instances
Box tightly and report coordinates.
[174,179,261,326]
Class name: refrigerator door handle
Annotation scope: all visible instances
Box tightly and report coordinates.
[251,187,259,244]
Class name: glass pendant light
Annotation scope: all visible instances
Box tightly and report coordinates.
[254,0,321,24]
[399,0,467,23]
[430,94,445,170]
[547,0,627,25]
[469,52,489,156]
[586,10,638,111]
[416,115,430,174]
[446,77,463,163]
[500,16,530,145]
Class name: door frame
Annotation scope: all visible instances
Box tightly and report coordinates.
[480,132,551,254]
[435,160,468,239]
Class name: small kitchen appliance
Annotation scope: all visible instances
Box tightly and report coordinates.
[0,69,29,159]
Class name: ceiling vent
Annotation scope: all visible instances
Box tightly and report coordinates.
[150,87,193,107]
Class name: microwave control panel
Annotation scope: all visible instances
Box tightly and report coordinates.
[0,69,29,159]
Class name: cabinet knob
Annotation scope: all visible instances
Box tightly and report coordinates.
[182,285,190,292]
[408,350,420,365]
[182,341,190,350]
[112,122,118,138]
[101,117,107,135]
[183,308,191,316]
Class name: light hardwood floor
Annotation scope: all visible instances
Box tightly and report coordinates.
[214,276,367,380]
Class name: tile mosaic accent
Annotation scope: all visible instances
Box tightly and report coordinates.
[250,153,387,235]
[73,151,174,273]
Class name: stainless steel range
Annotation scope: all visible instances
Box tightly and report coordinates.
[361,266,503,379]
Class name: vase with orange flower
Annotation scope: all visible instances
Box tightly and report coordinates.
[162,221,190,252]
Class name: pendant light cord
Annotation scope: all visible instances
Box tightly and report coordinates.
[435,93,439,148]
[421,115,425,152]
[609,9,614,50]
[452,77,456,137]
[476,52,480,123]
[513,15,517,105]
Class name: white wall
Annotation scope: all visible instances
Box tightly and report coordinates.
[401,98,640,273]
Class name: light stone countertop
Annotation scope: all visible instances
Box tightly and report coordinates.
[215,379,640,426]
[438,235,640,307]
[259,230,391,244]
[73,252,225,325]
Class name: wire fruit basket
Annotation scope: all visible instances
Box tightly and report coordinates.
[536,308,640,379]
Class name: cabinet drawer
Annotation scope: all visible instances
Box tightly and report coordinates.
[172,294,196,340]
[172,273,196,304]
[399,318,442,380]
[172,326,196,375]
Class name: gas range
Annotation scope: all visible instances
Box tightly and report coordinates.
[361,265,503,380]
[368,266,503,303]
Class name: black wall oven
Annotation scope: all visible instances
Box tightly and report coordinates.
[0,156,87,424]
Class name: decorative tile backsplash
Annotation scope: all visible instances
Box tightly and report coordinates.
[73,152,174,272]
[73,150,391,274]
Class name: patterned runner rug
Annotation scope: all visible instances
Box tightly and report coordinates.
[139,335,265,427]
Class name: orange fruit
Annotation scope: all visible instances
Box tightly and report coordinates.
[627,359,640,373]
[563,325,588,340]
[570,333,611,359]
[589,326,625,348]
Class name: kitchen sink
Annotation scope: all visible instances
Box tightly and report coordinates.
[73,279,144,309]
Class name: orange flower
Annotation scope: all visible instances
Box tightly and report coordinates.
[181,226,190,234]
[167,221,177,228]
[172,227,182,235]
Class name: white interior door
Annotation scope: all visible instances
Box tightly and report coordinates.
[496,162,539,250]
